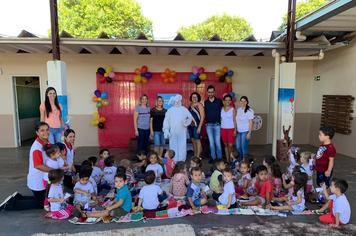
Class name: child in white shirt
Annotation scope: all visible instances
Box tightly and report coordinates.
[88,156,103,185]
[101,156,117,188]
[145,152,163,185]
[218,168,237,209]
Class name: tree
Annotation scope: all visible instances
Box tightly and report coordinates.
[179,14,253,41]
[57,0,153,39]
[278,0,330,30]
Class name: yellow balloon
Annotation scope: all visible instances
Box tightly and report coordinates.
[106,66,113,73]
[91,119,99,126]
[226,77,232,83]
[215,69,223,77]
[92,112,99,119]
[96,97,102,102]
[134,75,142,83]
[104,72,109,77]
[199,73,207,81]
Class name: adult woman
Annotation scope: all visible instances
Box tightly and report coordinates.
[134,94,151,153]
[236,96,254,159]
[221,94,236,163]
[188,92,205,158]
[40,87,63,144]
[150,96,167,157]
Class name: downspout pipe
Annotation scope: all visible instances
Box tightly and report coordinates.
[281,49,324,61]
[272,49,280,157]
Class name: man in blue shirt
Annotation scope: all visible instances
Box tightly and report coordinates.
[204,85,223,161]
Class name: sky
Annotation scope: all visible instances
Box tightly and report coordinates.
[0,0,288,41]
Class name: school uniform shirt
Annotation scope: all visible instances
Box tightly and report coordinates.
[146,163,163,184]
[48,183,64,212]
[73,181,94,205]
[27,138,49,191]
[43,158,64,181]
[288,189,305,213]
[315,143,336,173]
[236,107,254,133]
[64,141,74,167]
[237,173,251,188]
[91,166,103,184]
[89,177,98,194]
[218,180,237,205]
[209,170,223,193]
[330,194,351,224]
[102,166,117,186]
[255,179,273,202]
[186,182,201,202]
[301,163,314,192]
[138,184,162,210]
[116,184,132,212]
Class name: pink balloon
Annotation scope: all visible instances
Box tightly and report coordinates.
[198,67,205,74]
[109,72,115,79]
[192,66,198,74]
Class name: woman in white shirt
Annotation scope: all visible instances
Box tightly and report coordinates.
[221,94,236,163]
[235,96,254,159]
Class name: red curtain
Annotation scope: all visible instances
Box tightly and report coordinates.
[96,72,232,148]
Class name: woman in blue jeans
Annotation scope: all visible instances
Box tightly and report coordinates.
[40,87,64,144]
[235,96,254,159]
[134,95,151,153]
[150,96,167,157]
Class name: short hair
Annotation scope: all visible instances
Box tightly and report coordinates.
[167,149,175,158]
[333,178,348,193]
[116,166,126,175]
[144,170,156,184]
[104,156,114,167]
[320,126,335,139]
[88,156,98,165]
[255,165,268,174]
[190,166,202,175]
[190,92,201,102]
[223,94,232,100]
[223,167,233,175]
[35,122,49,132]
[119,159,131,168]
[64,128,75,137]
[263,155,276,167]
[99,148,110,155]
[81,160,91,167]
[48,169,64,184]
[214,159,225,167]
[207,85,215,91]
[79,167,92,179]
[43,143,59,157]
[191,156,202,168]
[115,173,127,181]
[56,142,66,152]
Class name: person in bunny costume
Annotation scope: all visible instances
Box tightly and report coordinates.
[163,94,193,162]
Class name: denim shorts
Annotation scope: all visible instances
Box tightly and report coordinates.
[188,126,200,140]
[153,131,165,146]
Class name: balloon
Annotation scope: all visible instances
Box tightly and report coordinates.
[225,77,232,83]
[106,77,113,83]
[142,78,148,84]
[289,97,294,103]
[189,74,197,81]
[215,69,224,77]
[194,78,201,85]
[145,72,153,79]
[104,72,109,78]
[96,102,102,108]
[105,66,113,73]
[96,97,102,102]
[97,67,105,75]
[99,117,106,123]
[141,65,148,73]
[101,92,108,99]
[92,96,98,102]
[99,78,106,84]
[165,68,170,74]
[134,75,141,83]
[140,72,145,77]
[198,67,205,74]
[171,70,176,77]
[161,73,168,79]
[164,78,169,83]
[98,122,105,129]
[91,119,99,126]
[102,100,109,106]
[227,70,234,77]
[199,73,207,81]
[223,66,228,73]
[169,77,174,83]
[92,111,99,118]
[229,92,236,98]
[135,68,141,75]
[108,72,115,79]
[219,76,225,83]
[192,66,198,74]
[94,89,101,97]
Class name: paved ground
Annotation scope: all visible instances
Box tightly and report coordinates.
[0,144,355,236]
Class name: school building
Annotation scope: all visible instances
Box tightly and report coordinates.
[0,0,356,158]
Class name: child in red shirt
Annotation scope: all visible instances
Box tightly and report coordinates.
[241,165,272,207]
[315,126,336,187]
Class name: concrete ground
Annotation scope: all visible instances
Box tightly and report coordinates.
[0,144,355,236]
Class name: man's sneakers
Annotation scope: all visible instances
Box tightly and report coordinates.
[0,191,18,211]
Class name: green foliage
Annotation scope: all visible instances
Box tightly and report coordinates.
[179,14,253,41]
[57,0,153,39]
[279,0,330,30]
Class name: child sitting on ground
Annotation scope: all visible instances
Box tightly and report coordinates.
[186,167,207,211]
[271,171,308,213]
[209,160,225,201]
[145,152,163,185]
[315,126,336,188]
[81,160,98,195]
[241,165,273,208]
[263,155,276,178]
[73,168,96,218]
[119,159,136,188]
[170,161,190,198]
[162,149,175,178]
[136,171,167,212]
[86,173,132,220]
[299,151,314,195]
[189,156,205,182]
[287,146,300,176]
[317,178,351,227]
[101,156,117,190]
[132,150,147,180]
[235,159,251,198]
[88,156,103,185]
[271,162,283,198]
[218,168,237,209]
[46,169,74,219]
[98,148,110,170]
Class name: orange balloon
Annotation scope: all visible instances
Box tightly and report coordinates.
[171,70,176,77]
[165,68,170,74]
[215,69,224,77]
[142,78,148,84]
[223,66,228,73]
[92,96,98,102]
[135,68,141,75]
[102,100,109,106]
[161,73,167,79]
[99,117,106,123]
[169,77,174,83]
[164,78,169,83]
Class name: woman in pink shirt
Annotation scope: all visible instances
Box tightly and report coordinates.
[40,87,63,144]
